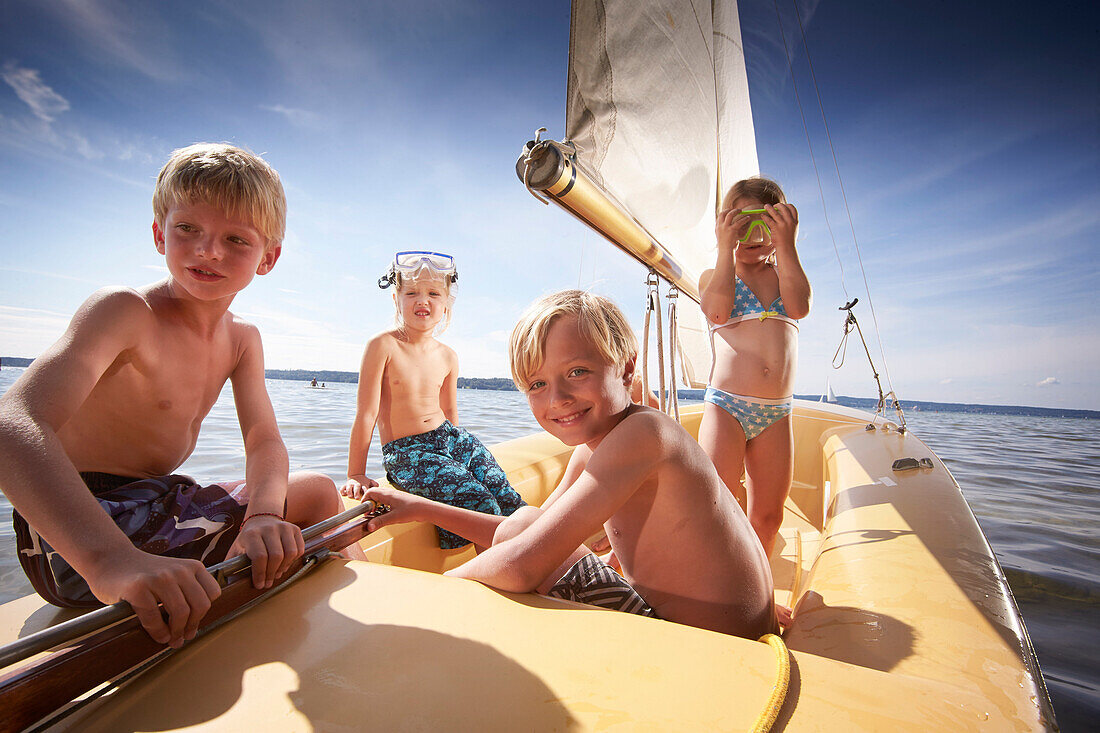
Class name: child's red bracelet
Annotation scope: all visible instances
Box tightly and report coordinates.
[242,511,283,527]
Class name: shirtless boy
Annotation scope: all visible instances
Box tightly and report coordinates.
[363,290,776,637]
[0,143,356,648]
[341,252,524,549]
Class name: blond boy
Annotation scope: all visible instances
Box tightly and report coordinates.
[0,143,354,648]
[364,290,776,637]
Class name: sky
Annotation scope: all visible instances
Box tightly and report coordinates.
[1,0,1097,410]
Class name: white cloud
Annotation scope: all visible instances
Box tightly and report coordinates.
[0,109,158,173]
[0,305,72,356]
[0,266,99,285]
[939,378,953,385]
[1036,377,1060,387]
[0,304,72,320]
[1,63,69,122]
[234,303,367,371]
[444,332,511,378]
[260,104,322,129]
[50,0,181,83]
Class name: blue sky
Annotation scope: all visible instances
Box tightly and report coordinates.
[1,1,1097,409]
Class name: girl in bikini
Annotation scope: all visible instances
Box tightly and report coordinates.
[698,177,811,557]
[341,252,525,550]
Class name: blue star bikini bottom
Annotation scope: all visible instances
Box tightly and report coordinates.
[703,386,792,441]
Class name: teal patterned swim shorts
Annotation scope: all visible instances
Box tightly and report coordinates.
[382,421,526,549]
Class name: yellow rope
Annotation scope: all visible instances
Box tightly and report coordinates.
[751,633,791,733]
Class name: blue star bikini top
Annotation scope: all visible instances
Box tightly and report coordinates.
[709,275,800,331]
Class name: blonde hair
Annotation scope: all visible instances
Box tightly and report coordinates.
[393,270,455,334]
[153,143,286,246]
[722,175,786,210]
[510,290,637,391]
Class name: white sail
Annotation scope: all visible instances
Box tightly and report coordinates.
[566,0,759,387]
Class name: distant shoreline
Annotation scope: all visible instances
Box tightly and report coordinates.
[2,357,1095,420]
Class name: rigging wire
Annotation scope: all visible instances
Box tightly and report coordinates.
[768,0,850,302]
[779,0,900,398]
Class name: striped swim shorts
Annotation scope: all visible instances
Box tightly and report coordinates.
[546,553,657,618]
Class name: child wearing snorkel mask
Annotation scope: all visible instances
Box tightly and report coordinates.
[698,178,812,558]
[341,252,526,549]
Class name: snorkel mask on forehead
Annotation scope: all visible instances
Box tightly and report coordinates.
[378,251,459,289]
[738,209,771,244]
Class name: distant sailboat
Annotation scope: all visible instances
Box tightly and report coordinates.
[820,378,838,403]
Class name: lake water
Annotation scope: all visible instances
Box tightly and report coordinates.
[0,367,1096,728]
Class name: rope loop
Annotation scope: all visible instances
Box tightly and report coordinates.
[639,273,687,419]
[831,310,851,369]
[666,286,680,421]
[751,633,791,733]
[653,284,665,414]
[641,272,658,407]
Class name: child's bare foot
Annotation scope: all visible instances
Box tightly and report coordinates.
[776,603,794,629]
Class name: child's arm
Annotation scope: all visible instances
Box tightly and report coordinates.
[447,414,662,592]
[699,208,752,324]
[0,290,221,647]
[763,203,812,319]
[225,321,305,590]
[440,347,459,425]
[361,485,505,547]
[539,444,590,510]
[362,445,590,547]
[342,336,387,499]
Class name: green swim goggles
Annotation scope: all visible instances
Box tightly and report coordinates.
[378,251,458,289]
[738,208,770,244]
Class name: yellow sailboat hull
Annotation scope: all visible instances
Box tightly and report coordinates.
[0,401,1054,730]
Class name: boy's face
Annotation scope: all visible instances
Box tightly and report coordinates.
[153,200,280,303]
[523,314,633,449]
[394,275,448,332]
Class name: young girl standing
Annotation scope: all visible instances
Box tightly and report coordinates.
[698,178,811,557]
[341,252,525,549]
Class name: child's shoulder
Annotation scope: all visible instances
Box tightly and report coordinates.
[225,311,263,341]
[366,329,403,349]
[30,287,159,374]
[76,286,158,331]
[360,329,409,367]
[601,406,681,457]
[438,341,458,362]
[87,284,154,309]
[620,405,683,433]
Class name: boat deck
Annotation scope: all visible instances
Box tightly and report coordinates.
[0,401,1055,731]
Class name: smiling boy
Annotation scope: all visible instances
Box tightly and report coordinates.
[0,143,355,648]
[363,290,776,638]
